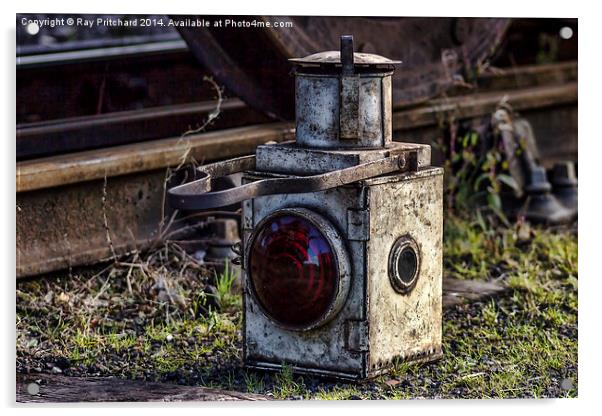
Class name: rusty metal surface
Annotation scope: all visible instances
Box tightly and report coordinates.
[17,122,295,193]
[17,99,270,160]
[293,35,396,146]
[388,235,421,295]
[366,170,444,373]
[393,83,577,132]
[16,62,576,279]
[16,169,167,277]
[177,16,510,119]
[242,180,370,378]
[234,35,442,377]
[168,145,419,211]
[17,63,576,193]
[16,123,294,278]
[255,142,431,175]
[289,35,401,67]
[238,29,443,376]
[240,166,443,380]
[289,51,400,66]
[295,74,392,148]
[17,39,217,124]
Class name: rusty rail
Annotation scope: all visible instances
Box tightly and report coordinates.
[17,123,295,193]
[393,83,577,131]
[15,62,577,278]
[17,98,270,160]
[17,81,576,193]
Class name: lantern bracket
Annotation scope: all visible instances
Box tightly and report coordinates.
[167,149,418,210]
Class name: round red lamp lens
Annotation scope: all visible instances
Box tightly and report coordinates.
[249,213,339,329]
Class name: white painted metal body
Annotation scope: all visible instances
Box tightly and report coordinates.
[241,143,443,379]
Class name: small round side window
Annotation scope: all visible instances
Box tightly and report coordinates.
[388,236,420,294]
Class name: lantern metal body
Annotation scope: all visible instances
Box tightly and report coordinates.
[168,35,444,380]
[242,166,443,379]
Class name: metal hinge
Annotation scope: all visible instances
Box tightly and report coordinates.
[347,208,370,241]
[231,241,242,266]
[242,198,254,231]
[344,320,369,352]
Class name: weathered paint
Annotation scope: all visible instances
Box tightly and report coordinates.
[295,72,393,149]
[235,37,444,380]
[242,179,368,378]
[16,170,166,277]
[255,141,431,175]
[240,163,443,380]
[365,169,444,375]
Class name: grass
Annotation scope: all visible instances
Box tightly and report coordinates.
[16,214,577,399]
[310,216,578,399]
[214,263,241,311]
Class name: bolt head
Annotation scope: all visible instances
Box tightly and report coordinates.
[398,155,407,170]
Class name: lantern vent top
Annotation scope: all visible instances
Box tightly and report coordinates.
[289,35,401,73]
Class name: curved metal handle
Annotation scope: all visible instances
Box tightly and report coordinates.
[167,151,416,211]
[167,155,256,210]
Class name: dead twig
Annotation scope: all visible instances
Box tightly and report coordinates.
[101,174,117,261]
[181,76,224,138]
[158,76,223,233]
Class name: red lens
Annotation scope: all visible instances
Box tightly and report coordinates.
[249,214,338,329]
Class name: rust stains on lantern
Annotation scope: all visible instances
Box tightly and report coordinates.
[168,35,444,380]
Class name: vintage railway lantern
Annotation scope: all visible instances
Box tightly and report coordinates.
[168,35,444,380]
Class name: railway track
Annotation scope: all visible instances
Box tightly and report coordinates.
[16,16,577,278]
[16,61,577,278]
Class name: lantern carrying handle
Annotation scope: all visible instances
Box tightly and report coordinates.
[167,149,418,211]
